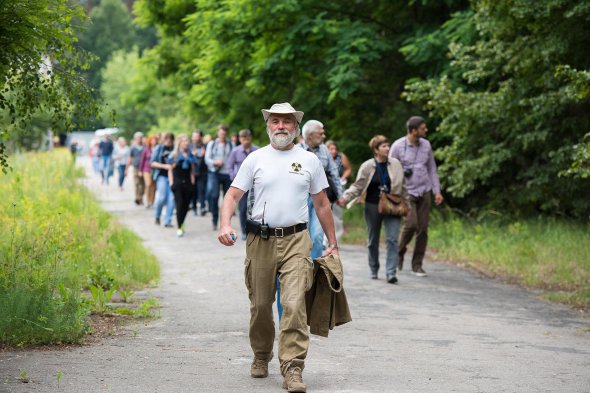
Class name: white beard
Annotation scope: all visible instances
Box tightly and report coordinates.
[267,128,297,148]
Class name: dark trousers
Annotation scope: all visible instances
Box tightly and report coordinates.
[172,182,194,228]
[206,172,231,225]
[238,191,249,236]
[364,202,401,279]
[398,192,431,270]
[191,173,207,211]
[117,164,126,187]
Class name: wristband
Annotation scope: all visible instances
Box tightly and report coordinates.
[327,243,338,249]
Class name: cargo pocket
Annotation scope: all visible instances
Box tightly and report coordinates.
[304,257,315,292]
[244,258,253,297]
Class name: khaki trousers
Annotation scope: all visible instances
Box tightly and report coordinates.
[134,168,145,203]
[244,230,313,376]
[143,172,156,206]
[398,192,431,270]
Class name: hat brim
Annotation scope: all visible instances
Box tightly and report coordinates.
[261,109,304,124]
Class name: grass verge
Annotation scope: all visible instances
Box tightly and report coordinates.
[342,204,590,309]
[0,150,160,346]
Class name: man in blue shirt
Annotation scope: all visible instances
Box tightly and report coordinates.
[299,120,345,259]
[98,134,114,185]
[227,129,259,240]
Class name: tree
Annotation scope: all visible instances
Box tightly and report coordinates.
[100,47,190,136]
[77,0,138,90]
[0,0,99,170]
[405,0,590,216]
[134,0,467,160]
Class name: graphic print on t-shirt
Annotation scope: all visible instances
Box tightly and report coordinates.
[290,162,303,175]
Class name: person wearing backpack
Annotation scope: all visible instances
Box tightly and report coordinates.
[204,125,234,230]
[150,133,175,227]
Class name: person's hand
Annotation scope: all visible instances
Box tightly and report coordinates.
[323,245,340,257]
[214,159,224,167]
[336,198,345,207]
[218,225,237,246]
[434,193,444,205]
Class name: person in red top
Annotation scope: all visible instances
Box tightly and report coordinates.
[139,135,159,208]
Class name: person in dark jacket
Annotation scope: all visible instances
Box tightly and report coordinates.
[168,134,196,237]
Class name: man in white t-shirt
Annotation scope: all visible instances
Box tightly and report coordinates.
[218,102,339,393]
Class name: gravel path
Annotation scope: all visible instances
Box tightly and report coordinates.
[1,158,589,393]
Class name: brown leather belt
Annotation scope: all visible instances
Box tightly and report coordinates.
[246,220,307,238]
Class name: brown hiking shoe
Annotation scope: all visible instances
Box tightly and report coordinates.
[250,352,273,378]
[282,366,306,392]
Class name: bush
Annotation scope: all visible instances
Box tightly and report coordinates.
[0,150,160,346]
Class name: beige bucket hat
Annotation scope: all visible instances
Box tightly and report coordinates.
[261,102,304,124]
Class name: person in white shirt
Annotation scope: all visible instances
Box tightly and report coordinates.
[217,103,338,393]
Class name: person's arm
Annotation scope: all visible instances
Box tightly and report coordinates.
[341,153,352,181]
[426,143,443,205]
[127,148,133,168]
[227,149,237,180]
[390,141,400,160]
[342,161,369,204]
[311,191,339,256]
[167,155,174,185]
[217,186,246,246]
[326,149,343,198]
[139,149,146,174]
[204,141,214,169]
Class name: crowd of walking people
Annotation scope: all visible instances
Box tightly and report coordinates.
[86,104,443,393]
[87,112,442,282]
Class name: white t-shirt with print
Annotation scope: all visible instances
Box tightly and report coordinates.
[231,145,328,227]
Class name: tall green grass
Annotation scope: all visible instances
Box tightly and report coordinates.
[0,150,160,346]
[342,204,590,308]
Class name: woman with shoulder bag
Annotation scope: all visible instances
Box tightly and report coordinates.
[343,135,410,284]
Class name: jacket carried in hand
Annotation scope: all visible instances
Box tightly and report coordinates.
[305,254,352,337]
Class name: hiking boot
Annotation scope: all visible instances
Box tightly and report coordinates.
[412,267,427,277]
[250,352,273,378]
[282,366,306,392]
[387,276,398,284]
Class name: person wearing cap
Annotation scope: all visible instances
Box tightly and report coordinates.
[217,103,339,393]
[299,120,345,259]
[128,131,145,205]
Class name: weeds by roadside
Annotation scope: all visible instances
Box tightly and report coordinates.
[0,150,160,346]
[342,204,590,309]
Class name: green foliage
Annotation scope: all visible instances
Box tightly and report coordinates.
[133,297,160,318]
[0,150,159,346]
[134,0,467,152]
[77,0,140,90]
[86,264,116,290]
[404,0,590,216]
[88,285,117,314]
[117,289,135,303]
[0,0,100,170]
[342,205,590,308]
[427,210,590,308]
[100,48,190,136]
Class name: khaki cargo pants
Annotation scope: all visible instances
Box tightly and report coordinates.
[244,230,314,376]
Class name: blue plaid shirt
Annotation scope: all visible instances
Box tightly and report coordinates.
[299,142,343,199]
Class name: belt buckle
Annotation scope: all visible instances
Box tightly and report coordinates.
[275,227,284,238]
